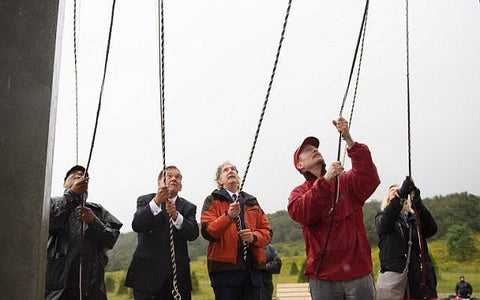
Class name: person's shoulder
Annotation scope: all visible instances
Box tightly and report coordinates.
[178,196,196,208]
[137,193,156,201]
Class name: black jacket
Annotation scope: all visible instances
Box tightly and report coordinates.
[456,280,473,296]
[375,195,438,298]
[262,244,282,300]
[45,189,122,300]
[125,193,199,298]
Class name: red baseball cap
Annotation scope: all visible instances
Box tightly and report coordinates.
[293,136,320,170]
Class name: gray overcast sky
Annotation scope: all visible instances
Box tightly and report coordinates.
[51,0,480,232]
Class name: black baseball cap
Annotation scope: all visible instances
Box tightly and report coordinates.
[64,165,88,181]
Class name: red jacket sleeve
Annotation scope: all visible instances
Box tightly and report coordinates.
[251,209,272,247]
[288,177,334,226]
[343,143,380,205]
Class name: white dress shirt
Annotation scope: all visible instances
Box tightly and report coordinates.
[149,196,184,229]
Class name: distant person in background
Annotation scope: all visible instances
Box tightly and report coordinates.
[262,243,282,300]
[456,276,473,299]
[45,165,122,300]
[375,177,438,300]
[125,166,199,300]
[201,161,272,300]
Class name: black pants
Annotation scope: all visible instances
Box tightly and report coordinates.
[133,288,191,300]
[212,272,262,300]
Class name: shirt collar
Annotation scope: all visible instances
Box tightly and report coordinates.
[224,189,238,200]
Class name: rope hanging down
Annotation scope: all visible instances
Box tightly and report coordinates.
[236,0,293,262]
[73,0,80,164]
[156,0,181,299]
[239,0,292,192]
[404,0,428,298]
[318,0,370,271]
[78,0,117,299]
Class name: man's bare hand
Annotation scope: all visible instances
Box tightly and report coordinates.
[227,202,240,219]
[165,200,178,220]
[71,176,89,196]
[77,206,94,224]
[238,229,255,244]
[154,185,169,206]
[324,161,344,182]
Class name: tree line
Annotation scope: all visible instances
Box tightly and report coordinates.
[106,192,480,272]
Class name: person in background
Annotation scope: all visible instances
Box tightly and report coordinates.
[288,116,380,300]
[45,165,122,300]
[262,243,282,300]
[375,177,438,300]
[201,162,272,300]
[125,166,199,300]
[455,276,473,299]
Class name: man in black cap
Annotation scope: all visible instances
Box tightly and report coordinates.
[45,165,122,300]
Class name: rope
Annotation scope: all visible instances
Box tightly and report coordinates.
[342,1,369,163]
[78,1,117,298]
[156,0,181,298]
[405,0,427,298]
[239,0,292,193]
[317,0,370,273]
[235,0,292,264]
[73,0,80,165]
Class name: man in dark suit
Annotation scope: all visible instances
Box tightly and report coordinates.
[125,166,199,300]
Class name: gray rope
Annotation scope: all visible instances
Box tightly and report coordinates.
[157,0,181,298]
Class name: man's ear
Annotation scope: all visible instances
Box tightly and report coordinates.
[296,162,303,170]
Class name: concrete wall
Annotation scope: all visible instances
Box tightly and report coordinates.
[0,0,65,299]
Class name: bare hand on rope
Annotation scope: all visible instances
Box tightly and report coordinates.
[165,200,178,220]
[76,206,94,224]
[70,176,89,196]
[332,116,355,148]
[324,162,344,183]
[154,185,169,206]
[227,202,240,219]
[238,229,255,244]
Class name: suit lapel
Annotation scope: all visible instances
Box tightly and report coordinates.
[175,197,186,214]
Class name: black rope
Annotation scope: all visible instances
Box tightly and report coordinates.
[158,0,166,181]
[235,0,292,265]
[318,0,370,272]
[84,0,116,173]
[73,0,80,165]
[79,1,117,299]
[156,0,181,298]
[405,0,427,298]
[239,0,292,192]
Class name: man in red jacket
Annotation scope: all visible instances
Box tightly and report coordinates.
[288,116,380,300]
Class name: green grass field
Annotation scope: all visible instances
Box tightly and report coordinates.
[106,237,480,300]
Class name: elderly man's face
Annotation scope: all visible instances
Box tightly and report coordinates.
[217,164,239,188]
[159,168,183,195]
